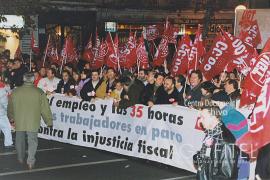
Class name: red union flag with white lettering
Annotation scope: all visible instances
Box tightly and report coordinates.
[47,38,60,65]
[91,39,108,69]
[152,35,169,67]
[82,34,94,62]
[143,25,163,41]
[119,32,137,68]
[188,28,205,74]
[136,35,149,69]
[199,33,230,80]
[236,78,270,156]
[164,22,179,44]
[105,33,119,70]
[240,38,270,107]
[239,20,262,48]
[60,36,78,64]
[222,30,256,75]
[170,34,192,76]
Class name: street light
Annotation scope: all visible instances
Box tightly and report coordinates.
[234,5,247,35]
[235,5,247,13]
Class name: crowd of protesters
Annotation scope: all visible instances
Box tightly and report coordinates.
[0,48,270,179]
[0,51,242,110]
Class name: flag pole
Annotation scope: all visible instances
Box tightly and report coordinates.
[194,25,200,71]
[29,48,32,72]
[60,39,67,74]
[109,32,121,74]
[137,56,140,74]
[43,35,50,67]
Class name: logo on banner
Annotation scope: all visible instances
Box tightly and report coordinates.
[250,52,270,87]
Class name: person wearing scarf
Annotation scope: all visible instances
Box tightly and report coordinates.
[193,105,239,180]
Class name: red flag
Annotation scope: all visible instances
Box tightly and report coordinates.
[236,78,270,157]
[31,32,40,54]
[170,34,192,76]
[61,36,78,64]
[164,20,179,44]
[222,30,257,75]
[118,32,137,69]
[199,33,231,81]
[143,25,164,41]
[240,38,270,107]
[105,33,119,70]
[91,39,108,69]
[152,35,169,67]
[46,37,60,65]
[239,20,262,48]
[14,44,22,59]
[82,34,94,62]
[136,35,149,69]
[188,27,205,74]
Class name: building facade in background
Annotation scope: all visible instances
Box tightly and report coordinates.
[0,0,269,57]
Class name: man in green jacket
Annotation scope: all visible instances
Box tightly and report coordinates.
[8,73,53,170]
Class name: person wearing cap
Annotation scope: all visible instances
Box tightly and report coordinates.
[7,73,53,170]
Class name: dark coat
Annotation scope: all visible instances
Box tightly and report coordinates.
[9,66,28,89]
[193,123,239,180]
[118,79,144,109]
[55,79,75,94]
[141,83,160,105]
[186,84,202,107]
[80,79,103,101]
[106,79,116,93]
[177,85,191,106]
[155,87,180,105]
[212,90,230,102]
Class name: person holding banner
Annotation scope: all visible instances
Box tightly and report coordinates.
[55,70,75,94]
[7,73,53,170]
[117,73,144,109]
[80,69,107,101]
[151,76,179,105]
[186,70,203,107]
[37,68,60,95]
[141,72,165,106]
[105,68,117,95]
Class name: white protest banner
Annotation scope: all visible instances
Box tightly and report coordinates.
[39,94,204,173]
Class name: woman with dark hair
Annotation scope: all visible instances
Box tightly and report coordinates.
[200,81,215,102]
[76,69,91,96]
[72,70,81,86]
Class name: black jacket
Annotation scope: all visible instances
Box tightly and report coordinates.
[141,83,160,105]
[177,85,191,106]
[9,66,28,89]
[155,87,180,105]
[106,79,116,93]
[212,90,230,102]
[55,79,75,94]
[193,123,239,180]
[80,79,103,101]
[118,79,144,109]
[186,84,202,107]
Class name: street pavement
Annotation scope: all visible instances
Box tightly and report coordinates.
[0,133,196,180]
